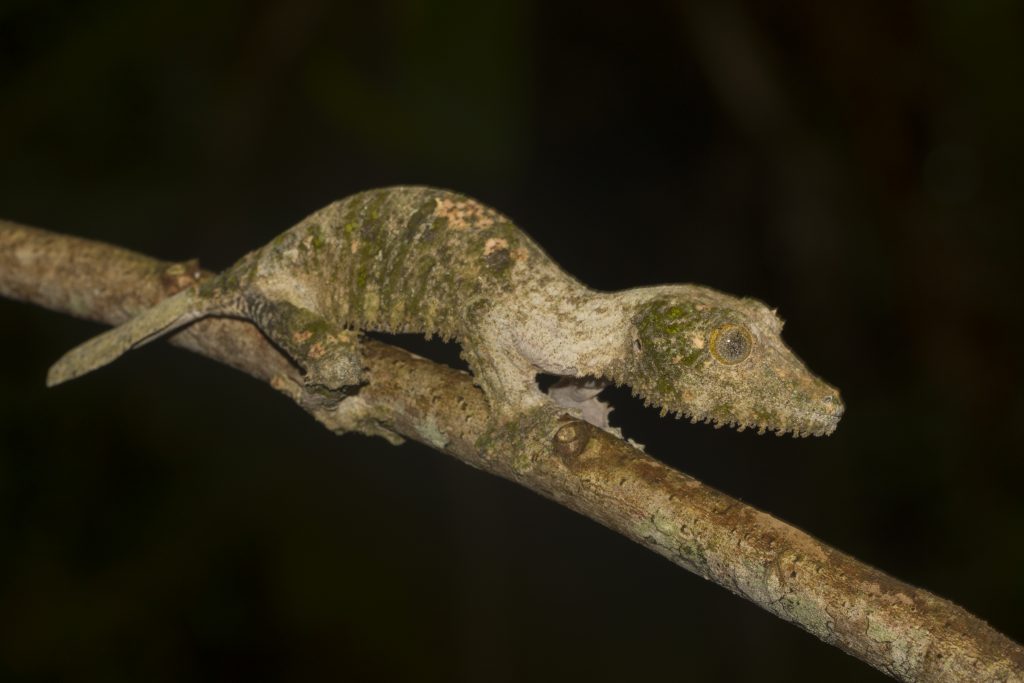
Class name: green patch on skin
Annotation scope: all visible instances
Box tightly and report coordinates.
[379,200,437,325]
[308,223,325,251]
[199,259,255,297]
[365,189,387,222]
[339,193,388,323]
[274,306,338,350]
[679,347,704,367]
[634,298,706,401]
[431,216,449,233]
[665,304,692,320]
[403,256,436,323]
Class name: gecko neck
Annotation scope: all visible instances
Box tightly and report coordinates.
[523,283,639,381]
[578,285,697,385]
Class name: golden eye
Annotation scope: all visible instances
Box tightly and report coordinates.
[710,324,752,364]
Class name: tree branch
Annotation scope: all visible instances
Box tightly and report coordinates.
[1,219,1021,682]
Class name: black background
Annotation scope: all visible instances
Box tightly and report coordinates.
[2,2,1022,681]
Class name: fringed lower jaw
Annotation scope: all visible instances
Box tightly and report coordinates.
[667,409,839,438]
[634,393,842,437]
[614,378,843,438]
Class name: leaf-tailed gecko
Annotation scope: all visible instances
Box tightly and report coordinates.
[47,186,843,437]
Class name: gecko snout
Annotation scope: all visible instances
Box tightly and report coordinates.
[821,391,844,418]
[810,388,845,436]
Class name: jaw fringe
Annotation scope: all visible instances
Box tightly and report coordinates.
[601,375,838,438]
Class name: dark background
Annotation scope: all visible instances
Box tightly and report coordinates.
[2,1,1022,681]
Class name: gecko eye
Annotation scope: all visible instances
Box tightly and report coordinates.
[710,324,752,364]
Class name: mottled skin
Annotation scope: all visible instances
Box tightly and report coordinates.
[47,186,843,437]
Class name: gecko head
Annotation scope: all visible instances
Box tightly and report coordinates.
[623,286,843,436]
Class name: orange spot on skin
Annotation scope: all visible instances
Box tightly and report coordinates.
[434,197,498,230]
[308,342,326,359]
[350,240,360,254]
[484,237,509,256]
[293,330,313,343]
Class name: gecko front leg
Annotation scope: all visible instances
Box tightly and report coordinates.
[464,311,613,430]
[546,377,615,429]
[460,330,548,420]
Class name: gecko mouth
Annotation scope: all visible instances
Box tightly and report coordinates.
[633,393,844,438]
[603,374,844,438]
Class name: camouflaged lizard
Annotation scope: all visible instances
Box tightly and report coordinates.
[47,186,844,437]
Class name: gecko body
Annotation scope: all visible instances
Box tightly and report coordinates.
[47,186,843,437]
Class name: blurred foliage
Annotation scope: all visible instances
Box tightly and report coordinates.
[1,1,1022,681]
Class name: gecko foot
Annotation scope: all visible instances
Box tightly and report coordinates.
[301,342,363,393]
[546,376,614,429]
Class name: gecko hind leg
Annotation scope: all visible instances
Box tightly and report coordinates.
[242,295,390,440]
[47,287,237,387]
[243,296,363,394]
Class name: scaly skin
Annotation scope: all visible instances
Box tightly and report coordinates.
[47,186,843,437]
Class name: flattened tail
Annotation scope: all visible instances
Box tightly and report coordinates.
[46,288,228,387]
